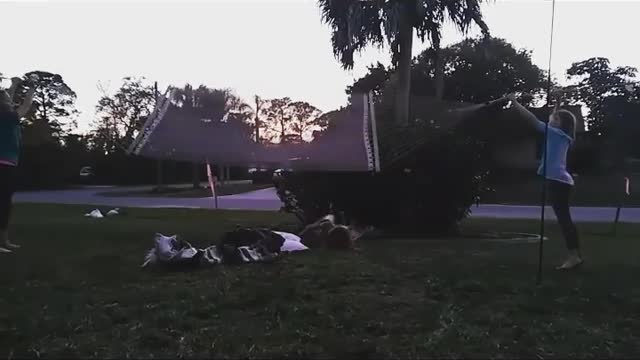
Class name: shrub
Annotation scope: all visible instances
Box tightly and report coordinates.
[18,144,84,190]
[274,90,502,235]
[568,134,604,175]
[276,130,491,236]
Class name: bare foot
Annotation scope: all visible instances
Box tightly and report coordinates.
[556,255,584,271]
[5,241,20,249]
[0,246,12,253]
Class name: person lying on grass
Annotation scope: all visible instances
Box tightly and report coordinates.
[299,214,368,250]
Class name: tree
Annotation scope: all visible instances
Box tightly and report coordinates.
[561,57,640,172]
[565,57,637,136]
[318,0,490,126]
[350,37,545,106]
[94,77,155,152]
[252,95,265,143]
[260,98,324,144]
[289,101,323,143]
[262,98,293,143]
[174,85,253,127]
[309,107,346,145]
[14,71,78,144]
[412,36,545,104]
[346,62,391,98]
[173,84,254,185]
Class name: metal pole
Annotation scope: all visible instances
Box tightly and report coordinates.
[154,81,164,191]
[538,0,557,284]
[613,176,629,236]
[369,91,381,172]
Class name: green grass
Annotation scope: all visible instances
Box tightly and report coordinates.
[2,204,640,358]
[486,173,640,207]
[97,183,272,198]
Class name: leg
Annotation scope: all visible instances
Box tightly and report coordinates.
[548,181,582,269]
[549,182,580,251]
[0,182,12,253]
[0,165,17,251]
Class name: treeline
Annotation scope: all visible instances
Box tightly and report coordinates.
[2,36,639,189]
[0,73,329,189]
[350,37,640,170]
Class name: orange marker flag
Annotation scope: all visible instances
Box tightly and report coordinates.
[625,177,631,196]
[206,161,217,203]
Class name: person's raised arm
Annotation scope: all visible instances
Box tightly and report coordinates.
[450,96,509,115]
[507,93,545,132]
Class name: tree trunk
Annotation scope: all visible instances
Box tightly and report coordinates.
[153,83,165,192]
[191,162,201,189]
[255,123,260,143]
[434,49,445,100]
[280,119,286,142]
[395,15,414,126]
[254,96,261,143]
[40,91,47,123]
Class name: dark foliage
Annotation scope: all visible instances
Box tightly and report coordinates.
[276,104,495,235]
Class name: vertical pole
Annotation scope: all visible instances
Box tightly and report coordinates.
[538,0,556,285]
[369,91,381,172]
[206,161,218,209]
[254,95,261,143]
[214,169,219,209]
[613,176,629,236]
[154,81,164,191]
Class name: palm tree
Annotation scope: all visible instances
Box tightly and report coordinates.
[318,0,490,126]
[174,85,254,187]
[253,95,264,143]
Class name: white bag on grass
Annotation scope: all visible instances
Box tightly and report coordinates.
[106,208,120,216]
[280,239,308,252]
[274,231,301,242]
[84,209,104,218]
[274,231,308,252]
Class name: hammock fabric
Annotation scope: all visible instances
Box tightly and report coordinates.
[129,90,380,172]
[141,227,298,269]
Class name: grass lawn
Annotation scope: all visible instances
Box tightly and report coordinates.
[486,173,640,207]
[2,204,640,358]
[97,183,272,198]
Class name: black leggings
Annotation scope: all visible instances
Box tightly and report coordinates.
[548,180,580,251]
[0,164,15,230]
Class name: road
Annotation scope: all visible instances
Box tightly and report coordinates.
[14,186,640,223]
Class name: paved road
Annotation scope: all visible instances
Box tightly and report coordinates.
[472,204,640,223]
[14,186,640,223]
[14,186,282,211]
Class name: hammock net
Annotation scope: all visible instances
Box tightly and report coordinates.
[127,88,501,172]
[129,89,380,172]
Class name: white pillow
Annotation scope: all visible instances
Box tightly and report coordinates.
[274,231,301,243]
[280,239,308,252]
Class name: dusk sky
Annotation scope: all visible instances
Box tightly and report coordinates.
[1,0,638,132]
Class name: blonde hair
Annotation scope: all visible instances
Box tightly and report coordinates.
[299,214,355,250]
[326,225,353,250]
[553,109,577,140]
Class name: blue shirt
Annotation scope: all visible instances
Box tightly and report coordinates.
[0,110,21,165]
[534,119,574,185]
